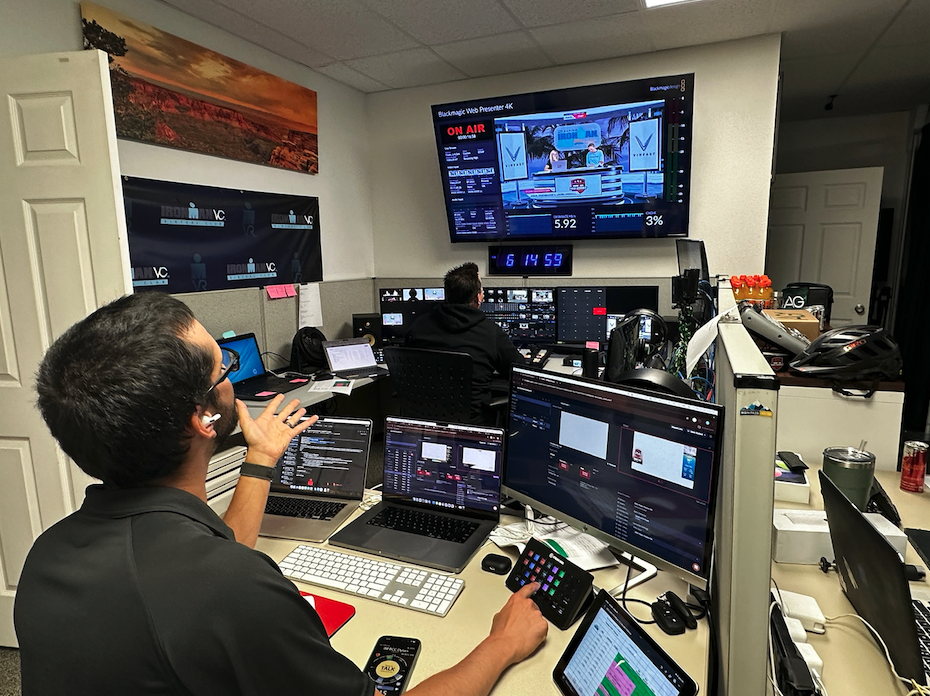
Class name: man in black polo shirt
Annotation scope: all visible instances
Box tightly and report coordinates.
[15,293,546,696]
[405,262,525,422]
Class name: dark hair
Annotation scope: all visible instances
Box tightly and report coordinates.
[444,262,481,305]
[35,293,214,488]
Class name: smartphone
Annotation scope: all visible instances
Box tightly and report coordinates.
[364,635,421,694]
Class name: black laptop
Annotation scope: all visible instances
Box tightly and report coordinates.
[820,470,930,685]
[217,333,310,401]
[260,417,371,542]
[329,417,503,573]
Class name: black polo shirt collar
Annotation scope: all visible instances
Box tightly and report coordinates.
[79,484,234,539]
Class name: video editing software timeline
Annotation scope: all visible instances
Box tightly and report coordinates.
[273,418,370,497]
[382,418,503,514]
[504,366,723,585]
[379,287,445,343]
[481,287,556,343]
[557,286,660,344]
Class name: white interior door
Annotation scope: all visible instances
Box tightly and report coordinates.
[0,50,130,647]
[765,167,883,326]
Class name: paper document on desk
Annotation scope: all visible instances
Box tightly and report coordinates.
[490,520,619,571]
[308,379,354,395]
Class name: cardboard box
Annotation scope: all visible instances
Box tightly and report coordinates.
[772,509,907,564]
[763,309,821,342]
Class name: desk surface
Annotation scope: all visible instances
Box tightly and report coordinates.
[256,511,709,695]
[773,466,930,694]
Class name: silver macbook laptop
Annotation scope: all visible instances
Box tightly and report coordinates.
[322,338,389,379]
[328,417,503,573]
[260,417,372,543]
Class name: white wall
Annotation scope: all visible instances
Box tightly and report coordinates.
[0,0,375,281]
[367,34,781,280]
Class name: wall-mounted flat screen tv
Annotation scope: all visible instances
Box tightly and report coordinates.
[432,74,694,243]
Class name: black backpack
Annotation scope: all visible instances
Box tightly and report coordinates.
[289,327,328,373]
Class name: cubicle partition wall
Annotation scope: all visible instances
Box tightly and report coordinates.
[712,300,778,696]
[174,278,376,369]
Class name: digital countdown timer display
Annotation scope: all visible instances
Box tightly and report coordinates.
[488,245,573,276]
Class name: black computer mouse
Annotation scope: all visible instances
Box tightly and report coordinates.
[481,553,512,575]
[313,372,335,381]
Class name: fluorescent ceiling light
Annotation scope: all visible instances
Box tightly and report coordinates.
[644,0,706,8]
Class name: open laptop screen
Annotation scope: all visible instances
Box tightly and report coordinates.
[271,417,371,500]
[324,339,377,372]
[217,334,265,384]
[382,417,503,515]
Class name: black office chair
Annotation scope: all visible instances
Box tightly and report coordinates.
[382,347,506,425]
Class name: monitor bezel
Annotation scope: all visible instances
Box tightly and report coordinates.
[502,365,724,589]
[432,73,695,244]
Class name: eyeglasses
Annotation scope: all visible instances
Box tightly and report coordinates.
[208,347,239,393]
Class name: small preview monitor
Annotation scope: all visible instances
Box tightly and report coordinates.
[504,365,723,588]
[379,287,445,343]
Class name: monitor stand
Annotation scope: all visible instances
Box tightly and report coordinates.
[605,548,658,595]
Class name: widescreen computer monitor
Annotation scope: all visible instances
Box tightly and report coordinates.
[503,365,723,589]
[481,287,556,343]
[556,285,660,345]
[379,287,445,343]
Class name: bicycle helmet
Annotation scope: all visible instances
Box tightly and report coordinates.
[788,325,902,380]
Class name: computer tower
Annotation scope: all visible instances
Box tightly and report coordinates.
[353,313,383,348]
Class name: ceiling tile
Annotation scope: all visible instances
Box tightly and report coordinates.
[161,0,334,67]
[345,48,468,89]
[362,0,521,44]
[501,0,640,28]
[214,0,420,61]
[779,53,861,99]
[773,0,904,58]
[530,13,655,64]
[314,63,392,92]
[878,0,930,46]
[642,0,777,51]
[433,32,553,77]
[845,43,930,89]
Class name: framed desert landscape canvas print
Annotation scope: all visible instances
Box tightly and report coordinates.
[81,2,318,173]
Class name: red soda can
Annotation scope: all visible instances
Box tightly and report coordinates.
[900,441,928,493]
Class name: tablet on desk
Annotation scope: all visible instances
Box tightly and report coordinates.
[553,589,698,696]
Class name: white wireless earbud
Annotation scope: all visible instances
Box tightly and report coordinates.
[202,413,221,425]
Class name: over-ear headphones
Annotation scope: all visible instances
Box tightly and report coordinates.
[202,413,221,425]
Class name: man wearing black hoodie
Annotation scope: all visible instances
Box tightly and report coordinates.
[405,262,524,422]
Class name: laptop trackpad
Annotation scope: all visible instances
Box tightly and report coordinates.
[370,528,443,556]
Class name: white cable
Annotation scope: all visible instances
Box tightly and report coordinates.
[768,601,787,696]
[824,613,930,695]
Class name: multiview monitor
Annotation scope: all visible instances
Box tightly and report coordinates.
[432,73,694,243]
[379,287,445,343]
[503,365,723,588]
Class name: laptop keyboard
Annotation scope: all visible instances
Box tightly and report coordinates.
[265,496,347,521]
[279,545,464,617]
[367,507,479,544]
[912,600,930,675]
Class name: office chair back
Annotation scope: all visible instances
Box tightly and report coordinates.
[383,347,473,424]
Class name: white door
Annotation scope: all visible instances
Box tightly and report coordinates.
[0,50,130,646]
[765,167,883,326]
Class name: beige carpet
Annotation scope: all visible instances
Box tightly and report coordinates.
[0,648,20,696]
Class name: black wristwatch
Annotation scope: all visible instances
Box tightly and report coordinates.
[239,462,275,481]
